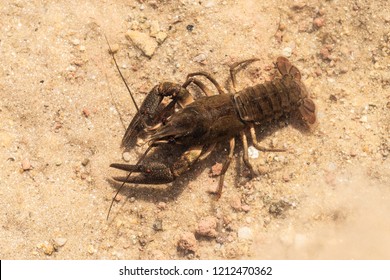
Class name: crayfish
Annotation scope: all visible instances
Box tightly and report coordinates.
[107,42,316,217]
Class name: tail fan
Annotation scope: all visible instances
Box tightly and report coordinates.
[299,98,316,125]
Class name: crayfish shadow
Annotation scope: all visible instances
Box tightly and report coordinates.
[107,116,312,204]
[107,178,190,202]
[253,114,314,138]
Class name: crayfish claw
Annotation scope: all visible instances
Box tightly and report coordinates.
[111,162,175,184]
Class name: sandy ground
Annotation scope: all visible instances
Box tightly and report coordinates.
[1,0,389,260]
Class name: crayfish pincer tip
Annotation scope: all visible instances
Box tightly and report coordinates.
[110,163,138,172]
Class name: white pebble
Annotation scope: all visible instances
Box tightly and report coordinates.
[52,237,67,247]
[282,47,292,57]
[71,38,80,46]
[238,227,253,240]
[204,0,216,8]
[359,115,368,123]
[66,65,76,72]
[193,53,207,63]
[122,152,131,162]
[248,146,259,159]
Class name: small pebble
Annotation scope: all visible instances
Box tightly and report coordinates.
[320,47,330,60]
[157,201,167,210]
[339,66,348,74]
[126,30,158,58]
[204,0,216,8]
[114,193,124,202]
[122,152,132,162]
[109,43,119,54]
[81,158,90,166]
[241,204,250,212]
[52,237,67,248]
[314,68,323,76]
[197,216,218,238]
[148,21,167,44]
[149,20,160,37]
[291,1,306,10]
[193,53,207,63]
[116,219,124,228]
[87,244,97,255]
[155,32,168,44]
[257,165,269,175]
[153,218,163,231]
[248,146,259,159]
[207,183,220,194]
[313,17,325,28]
[82,108,90,118]
[350,150,358,157]
[42,242,55,256]
[359,115,368,123]
[54,122,62,130]
[21,158,32,171]
[282,47,292,57]
[72,59,84,67]
[66,65,76,72]
[237,227,253,240]
[230,196,242,211]
[274,30,283,43]
[282,173,291,182]
[329,94,337,102]
[177,232,197,252]
[210,162,223,176]
[71,38,80,46]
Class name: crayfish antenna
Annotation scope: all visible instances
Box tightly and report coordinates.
[104,34,140,114]
[105,34,157,221]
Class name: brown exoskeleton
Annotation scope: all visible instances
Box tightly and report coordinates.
[108,45,316,217]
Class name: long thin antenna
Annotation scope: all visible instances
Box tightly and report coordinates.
[104,34,140,113]
[106,144,153,220]
[105,35,156,220]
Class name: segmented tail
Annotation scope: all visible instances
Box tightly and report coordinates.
[276,57,317,126]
